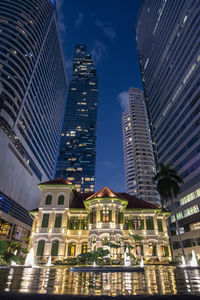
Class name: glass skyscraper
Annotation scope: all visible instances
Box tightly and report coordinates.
[136,0,200,257]
[55,44,98,193]
[0,0,67,239]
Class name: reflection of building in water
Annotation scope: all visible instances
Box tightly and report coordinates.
[29,178,171,264]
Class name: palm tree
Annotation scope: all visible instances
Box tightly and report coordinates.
[153,163,185,257]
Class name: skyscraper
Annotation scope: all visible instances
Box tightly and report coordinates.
[122,111,137,195]
[0,0,67,239]
[136,0,200,256]
[55,44,98,193]
[122,88,159,204]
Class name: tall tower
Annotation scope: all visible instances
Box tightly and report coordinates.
[56,44,98,193]
[0,0,67,217]
[136,0,200,256]
[128,88,160,204]
[122,111,137,195]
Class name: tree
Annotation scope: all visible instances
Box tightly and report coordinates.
[153,162,185,257]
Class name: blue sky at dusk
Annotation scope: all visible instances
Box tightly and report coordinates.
[56,0,143,192]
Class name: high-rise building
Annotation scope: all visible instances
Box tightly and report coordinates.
[55,44,98,193]
[136,0,200,256]
[122,111,137,195]
[126,88,160,204]
[0,0,67,239]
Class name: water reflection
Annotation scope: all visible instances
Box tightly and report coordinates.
[0,266,200,296]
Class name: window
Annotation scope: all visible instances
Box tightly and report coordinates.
[81,217,88,230]
[101,206,111,222]
[136,244,143,256]
[115,208,120,223]
[81,242,87,253]
[36,240,45,256]
[157,219,163,232]
[68,242,76,256]
[160,244,169,257]
[124,217,129,230]
[89,208,96,224]
[54,214,62,228]
[51,240,59,256]
[68,217,79,230]
[146,217,154,230]
[45,195,52,205]
[133,217,144,230]
[58,195,64,205]
[41,214,49,228]
[149,242,156,256]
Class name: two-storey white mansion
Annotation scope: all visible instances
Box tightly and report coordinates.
[29,178,171,263]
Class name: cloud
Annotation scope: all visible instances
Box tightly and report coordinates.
[91,41,107,65]
[95,20,116,40]
[56,0,66,35]
[117,91,129,111]
[75,12,84,28]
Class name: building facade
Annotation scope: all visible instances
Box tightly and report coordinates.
[55,44,98,193]
[0,0,67,238]
[136,0,200,256]
[29,178,171,264]
[123,88,160,204]
[122,110,137,195]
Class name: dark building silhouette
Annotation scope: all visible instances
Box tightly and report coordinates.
[56,44,98,193]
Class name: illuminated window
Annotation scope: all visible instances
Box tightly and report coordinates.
[136,244,143,256]
[101,206,111,223]
[85,178,91,181]
[81,242,87,253]
[90,208,96,223]
[149,242,156,256]
[68,243,76,256]
[67,177,74,181]
[82,92,87,95]
[133,217,143,230]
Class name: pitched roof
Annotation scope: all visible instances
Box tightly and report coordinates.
[70,192,93,208]
[39,177,72,186]
[86,187,125,201]
[118,193,160,209]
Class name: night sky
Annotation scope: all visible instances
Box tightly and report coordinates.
[56,0,143,192]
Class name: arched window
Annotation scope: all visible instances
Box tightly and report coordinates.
[36,240,45,256]
[51,240,59,256]
[45,195,52,205]
[58,195,64,205]
[68,242,76,256]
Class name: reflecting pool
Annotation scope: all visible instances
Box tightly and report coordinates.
[0,266,200,296]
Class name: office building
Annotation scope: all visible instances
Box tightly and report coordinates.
[0,0,67,239]
[128,88,160,204]
[122,111,137,195]
[55,44,98,193]
[29,178,171,263]
[136,0,200,256]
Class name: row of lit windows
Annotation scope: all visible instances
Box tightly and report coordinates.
[171,204,199,223]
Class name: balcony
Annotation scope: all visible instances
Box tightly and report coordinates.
[90,222,122,230]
